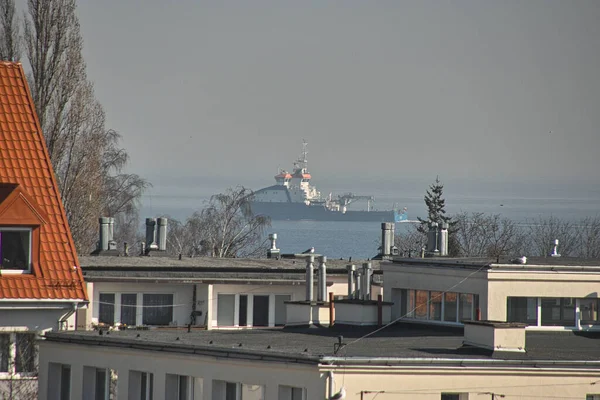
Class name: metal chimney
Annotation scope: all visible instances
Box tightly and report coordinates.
[427,222,439,254]
[361,262,372,300]
[439,222,449,256]
[98,217,110,251]
[347,264,356,299]
[267,233,280,259]
[145,218,158,251]
[354,269,362,300]
[381,222,395,257]
[107,217,117,251]
[305,255,315,302]
[156,217,168,251]
[317,256,327,302]
[551,239,561,257]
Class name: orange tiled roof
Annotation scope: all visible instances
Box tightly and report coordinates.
[0,62,87,300]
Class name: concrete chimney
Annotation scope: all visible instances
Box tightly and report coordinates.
[439,222,449,256]
[347,265,356,299]
[361,262,372,300]
[305,255,315,302]
[145,218,158,251]
[317,256,327,302]
[267,233,280,259]
[156,217,168,251]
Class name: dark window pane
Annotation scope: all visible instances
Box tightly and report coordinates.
[444,293,458,322]
[541,298,575,326]
[239,295,248,326]
[121,294,137,326]
[459,294,474,321]
[441,394,460,400]
[15,333,36,373]
[226,382,237,400]
[253,295,269,327]
[430,292,442,321]
[60,365,71,400]
[96,368,107,400]
[217,295,235,326]
[99,293,116,325]
[507,297,537,325]
[580,299,600,325]
[142,294,173,326]
[0,230,30,270]
[0,334,9,372]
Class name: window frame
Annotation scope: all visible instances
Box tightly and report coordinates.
[0,227,32,274]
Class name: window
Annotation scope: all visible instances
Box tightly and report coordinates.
[99,293,116,325]
[587,395,600,400]
[239,295,248,327]
[142,294,173,325]
[0,334,8,372]
[580,299,600,325]
[217,294,235,326]
[430,291,443,321]
[129,370,153,400]
[459,293,475,321]
[121,293,137,326]
[15,333,36,373]
[541,298,575,326]
[96,368,108,400]
[60,365,71,400]
[0,228,31,271]
[279,385,305,400]
[444,292,458,322]
[507,297,537,325]
[414,290,428,319]
[252,295,269,327]
[441,394,460,400]
[166,374,194,400]
[241,384,264,400]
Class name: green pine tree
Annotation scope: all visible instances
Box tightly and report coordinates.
[417,176,451,234]
[417,176,460,255]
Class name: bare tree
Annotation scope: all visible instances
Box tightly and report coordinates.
[165,188,270,258]
[0,0,19,60]
[393,223,426,256]
[576,216,600,259]
[22,0,149,253]
[452,212,527,258]
[526,216,579,257]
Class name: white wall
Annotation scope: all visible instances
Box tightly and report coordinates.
[39,341,324,400]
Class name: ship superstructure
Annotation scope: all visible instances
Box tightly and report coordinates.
[252,142,407,222]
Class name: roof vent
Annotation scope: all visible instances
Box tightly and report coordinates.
[463,320,526,353]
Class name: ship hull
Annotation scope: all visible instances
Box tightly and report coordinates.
[250,201,401,222]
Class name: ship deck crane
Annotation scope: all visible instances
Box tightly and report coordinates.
[337,193,376,212]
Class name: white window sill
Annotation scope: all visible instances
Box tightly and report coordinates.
[0,372,37,379]
[0,270,31,275]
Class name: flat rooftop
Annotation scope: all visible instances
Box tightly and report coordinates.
[44,324,600,366]
[387,256,600,270]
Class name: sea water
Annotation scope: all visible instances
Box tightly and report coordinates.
[141,189,600,260]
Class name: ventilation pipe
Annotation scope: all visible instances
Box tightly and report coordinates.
[305,255,315,302]
[346,265,356,299]
[267,233,280,259]
[98,217,110,251]
[551,239,561,257]
[354,269,362,300]
[317,256,327,302]
[156,217,168,251]
[361,262,372,300]
[439,222,449,256]
[381,222,394,257]
[107,217,117,251]
[145,218,158,251]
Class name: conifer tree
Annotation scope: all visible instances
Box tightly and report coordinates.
[417,176,451,234]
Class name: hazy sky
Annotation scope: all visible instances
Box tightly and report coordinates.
[71,1,599,196]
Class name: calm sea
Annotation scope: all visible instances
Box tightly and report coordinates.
[141,186,600,260]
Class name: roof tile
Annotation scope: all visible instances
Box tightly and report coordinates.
[0,62,86,301]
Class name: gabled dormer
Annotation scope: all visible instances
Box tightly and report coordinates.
[0,183,47,275]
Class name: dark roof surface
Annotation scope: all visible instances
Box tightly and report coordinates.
[79,255,380,282]
[45,323,600,366]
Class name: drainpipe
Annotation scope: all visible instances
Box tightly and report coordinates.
[58,302,79,331]
[328,371,334,399]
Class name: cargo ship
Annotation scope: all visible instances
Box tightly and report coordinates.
[251,142,407,222]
